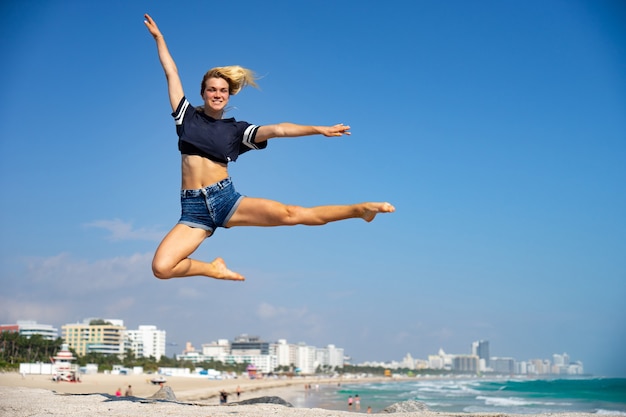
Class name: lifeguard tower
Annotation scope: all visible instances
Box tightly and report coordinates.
[52,343,79,382]
[246,364,258,379]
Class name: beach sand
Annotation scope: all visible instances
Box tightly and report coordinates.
[0,371,312,402]
[0,372,616,417]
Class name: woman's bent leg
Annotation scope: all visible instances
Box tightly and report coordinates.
[152,224,244,281]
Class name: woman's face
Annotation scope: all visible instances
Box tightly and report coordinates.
[203,77,230,115]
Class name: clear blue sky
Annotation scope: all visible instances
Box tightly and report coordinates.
[1,0,624,376]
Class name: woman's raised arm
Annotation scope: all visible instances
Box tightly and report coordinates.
[144,14,184,112]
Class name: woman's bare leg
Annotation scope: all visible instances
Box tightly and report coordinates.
[228,198,395,227]
[152,224,244,281]
[151,200,394,280]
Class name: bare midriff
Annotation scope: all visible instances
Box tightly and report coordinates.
[180,154,229,190]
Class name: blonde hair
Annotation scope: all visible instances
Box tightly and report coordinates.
[200,65,258,97]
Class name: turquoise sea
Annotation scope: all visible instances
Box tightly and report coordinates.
[288,377,626,414]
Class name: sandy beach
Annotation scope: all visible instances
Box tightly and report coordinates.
[0,371,317,402]
[0,372,617,417]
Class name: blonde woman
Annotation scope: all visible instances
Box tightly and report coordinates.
[144,14,395,281]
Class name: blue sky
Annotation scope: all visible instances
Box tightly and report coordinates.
[1,0,624,376]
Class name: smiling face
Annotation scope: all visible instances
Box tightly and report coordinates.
[202,77,230,118]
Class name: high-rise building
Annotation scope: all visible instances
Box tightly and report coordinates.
[453,354,479,372]
[295,342,317,374]
[0,320,58,340]
[231,334,269,355]
[62,318,126,356]
[491,357,515,374]
[401,353,416,370]
[272,339,295,368]
[471,340,490,368]
[315,344,345,370]
[126,325,166,361]
[201,339,230,358]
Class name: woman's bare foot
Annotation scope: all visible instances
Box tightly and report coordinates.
[210,257,245,281]
[361,202,395,222]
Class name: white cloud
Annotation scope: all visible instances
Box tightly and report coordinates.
[430,327,454,341]
[104,297,136,317]
[256,302,326,341]
[84,219,164,241]
[0,297,68,325]
[1,252,185,330]
[393,331,413,344]
[24,252,153,294]
[257,302,307,320]
[177,286,205,299]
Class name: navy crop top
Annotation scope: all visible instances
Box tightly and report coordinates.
[172,97,267,163]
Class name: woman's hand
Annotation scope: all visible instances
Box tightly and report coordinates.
[144,13,163,39]
[319,123,351,137]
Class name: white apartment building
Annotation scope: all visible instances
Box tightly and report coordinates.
[14,320,58,340]
[295,343,317,374]
[428,348,454,370]
[272,339,295,368]
[326,344,345,368]
[401,353,416,370]
[224,353,278,374]
[202,339,230,358]
[126,325,166,361]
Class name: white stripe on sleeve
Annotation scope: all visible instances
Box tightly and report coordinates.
[242,125,260,149]
[173,99,190,126]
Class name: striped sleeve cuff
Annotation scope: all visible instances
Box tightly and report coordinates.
[172,97,190,126]
[242,125,261,149]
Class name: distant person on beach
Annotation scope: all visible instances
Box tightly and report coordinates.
[236,385,241,399]
[220,389,229,404]
[143,13,395,281]
[115,387,122,397]
[355,394,361,411]
[348,395,353,409]
[125,385,133,396]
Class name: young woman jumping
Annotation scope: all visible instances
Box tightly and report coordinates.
[144,14,395,282]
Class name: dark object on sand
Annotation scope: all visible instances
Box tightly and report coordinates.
[148,385,177,402]
[232,396,293,407]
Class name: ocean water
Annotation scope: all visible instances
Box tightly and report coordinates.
[288,377,626,414]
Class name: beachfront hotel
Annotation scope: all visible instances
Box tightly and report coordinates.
[126,325,166,361]
[61,319,167,360]
[62,319,128,356]
[0,320,59,340]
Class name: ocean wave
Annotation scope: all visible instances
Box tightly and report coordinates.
[338,378,626,415]
[476,395,534,407]
[464,405,556,415]
[476,395,572,408]
[595,410,626,416]
[415,381,480,396]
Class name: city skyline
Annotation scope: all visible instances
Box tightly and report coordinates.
[4,318,585,377]
[1,1,624,378]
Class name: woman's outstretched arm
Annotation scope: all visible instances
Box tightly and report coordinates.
[144,13,184,112]
[254,123,351,143]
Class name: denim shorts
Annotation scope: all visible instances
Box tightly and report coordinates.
[178,177,244,234]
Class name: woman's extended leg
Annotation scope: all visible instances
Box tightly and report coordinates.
[227,198,395,227]
[152,224,244,281]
